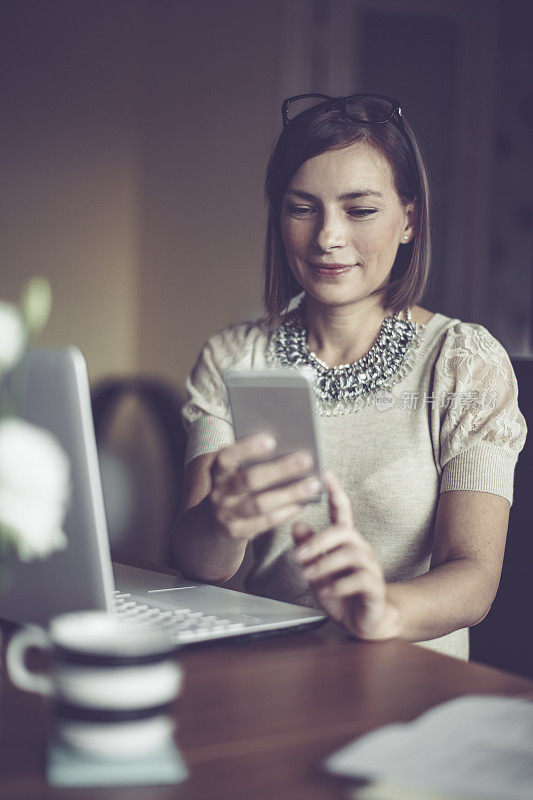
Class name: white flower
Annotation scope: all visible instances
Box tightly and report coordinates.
[0,418,70,561]
[20,276,52,338]
[0,301,27,375]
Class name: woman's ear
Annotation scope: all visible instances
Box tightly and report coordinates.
[401,201,417,244]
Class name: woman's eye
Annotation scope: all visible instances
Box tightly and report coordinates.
[287,205,314,216]
[348,208,377,217]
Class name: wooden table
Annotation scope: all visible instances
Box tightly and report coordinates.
[2,617,533,799]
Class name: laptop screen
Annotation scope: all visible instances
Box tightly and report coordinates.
[0,348,115,625]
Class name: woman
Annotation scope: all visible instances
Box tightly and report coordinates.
[176,94,527,659]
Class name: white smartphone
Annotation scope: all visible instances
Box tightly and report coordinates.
[224,368,325,500]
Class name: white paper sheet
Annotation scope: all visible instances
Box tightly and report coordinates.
[324,694,533,800]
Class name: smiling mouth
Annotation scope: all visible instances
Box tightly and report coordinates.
[308,262,356,275]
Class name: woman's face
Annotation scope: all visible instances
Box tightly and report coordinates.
[280,141,415,311]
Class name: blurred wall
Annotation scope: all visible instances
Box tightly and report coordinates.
[2,0,532,396]
[135,1,282,386]
[1,2,143,380]
[1,0,283,387]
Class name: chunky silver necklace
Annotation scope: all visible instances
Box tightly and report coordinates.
[267,301,424,415]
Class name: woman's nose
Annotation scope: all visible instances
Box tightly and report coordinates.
[314,213,347,251]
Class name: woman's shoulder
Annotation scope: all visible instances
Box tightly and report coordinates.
[424,313,516,391]
[197,316,268,370]
[433,315,507,359]
[413,306,505,353]
[412,307,515,388]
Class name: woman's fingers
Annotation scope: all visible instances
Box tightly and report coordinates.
[294,523,369,565]
[212,434,276,483]
[292,520,313,544]
[208,435,322,542]
[318,570,381,600]
[212,436,316,496]
[239,475,321,516]
[217,502,304,541]
[300,542,381,584]
[324,470,354,528]
[226,451,315,495]
[290,471,390,639]
[213,473,321,520]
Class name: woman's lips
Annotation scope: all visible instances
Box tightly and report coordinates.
[308,262,356,277]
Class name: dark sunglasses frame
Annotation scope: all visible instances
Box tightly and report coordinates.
[281,93,403,129]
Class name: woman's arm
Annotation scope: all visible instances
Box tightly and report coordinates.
[174,435,321,583]
[294,474,510,642]
[174,451,248,583]
[384,489,510,641]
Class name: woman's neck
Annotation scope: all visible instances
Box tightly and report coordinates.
[302,295,395,367]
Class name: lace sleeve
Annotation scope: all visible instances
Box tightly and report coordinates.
[434,322,527,504]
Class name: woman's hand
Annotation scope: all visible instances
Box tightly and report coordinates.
[293,471,400,641]
[208,434,323,543]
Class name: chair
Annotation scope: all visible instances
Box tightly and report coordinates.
[91,377,187,569]
[469,358,533,679]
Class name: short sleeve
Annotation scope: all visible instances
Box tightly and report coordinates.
[181,322,266,465]
[434,322,527,504]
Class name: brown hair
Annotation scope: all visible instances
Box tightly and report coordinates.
[263,99,431,327]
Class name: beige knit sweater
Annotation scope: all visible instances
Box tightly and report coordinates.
[181,312,527,660]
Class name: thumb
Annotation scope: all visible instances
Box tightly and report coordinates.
[324,470,353,528]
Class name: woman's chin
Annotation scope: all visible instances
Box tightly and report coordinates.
[302,283,387,310]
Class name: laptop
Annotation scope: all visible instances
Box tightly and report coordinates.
[0,347,326,643]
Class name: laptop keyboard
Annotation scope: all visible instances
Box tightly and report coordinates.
[113,591,247,642]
